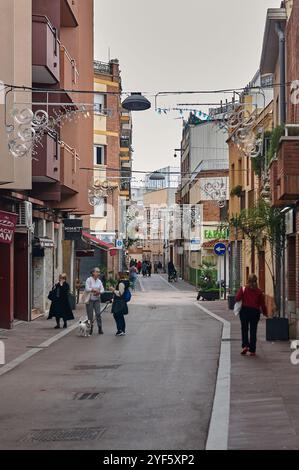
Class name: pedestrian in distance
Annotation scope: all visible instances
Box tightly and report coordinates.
[235,274,268,356]
[83,268,105,335]
[141,260,147,277]
[147,261,152,277]
[137,260,142,274]
[129,264,138,290]
[168,260,177,282]
[157,261,163,273]
[48,273,74,329]
[111,276,130,336]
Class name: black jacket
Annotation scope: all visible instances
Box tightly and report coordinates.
[48,282,74,320]
[111,282,129,316]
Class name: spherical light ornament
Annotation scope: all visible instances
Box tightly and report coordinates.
[122,93,151,112]
[12,107,33,125]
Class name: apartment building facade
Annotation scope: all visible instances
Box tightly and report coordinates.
[83,60,132,277]
[0,0,94,328]
[263,1,299,335]
[177,114,229,282]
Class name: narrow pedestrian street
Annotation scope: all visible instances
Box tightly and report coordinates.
[0,275,222,450]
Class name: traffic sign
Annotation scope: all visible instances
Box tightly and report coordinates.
[115,239,123,249]
[214,242,227,256]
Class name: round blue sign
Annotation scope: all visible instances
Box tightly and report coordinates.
[214,242,227,256]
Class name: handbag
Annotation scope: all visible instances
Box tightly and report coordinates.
[81,290,91,304]
[233,287,245,316]
[48,285,57,302]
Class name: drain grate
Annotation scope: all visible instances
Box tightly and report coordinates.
[74,364,121,371]
[21,427,106,443]
[73,392,105,400]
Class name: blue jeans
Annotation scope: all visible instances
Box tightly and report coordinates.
[113,312,126,333]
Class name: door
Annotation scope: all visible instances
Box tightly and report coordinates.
[14,232,30,321]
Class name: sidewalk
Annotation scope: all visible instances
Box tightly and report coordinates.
[203,300,299,450]
[0,305,85,374]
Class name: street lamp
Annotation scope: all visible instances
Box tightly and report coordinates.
[122,93,151,111]
[149,172,165,181]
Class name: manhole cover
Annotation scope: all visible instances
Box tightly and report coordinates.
[73,392,105,400]
[21,427,106,442]
[74,364,121,371]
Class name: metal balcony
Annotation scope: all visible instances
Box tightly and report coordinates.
[32,15,60,85]
[32,131,60,182]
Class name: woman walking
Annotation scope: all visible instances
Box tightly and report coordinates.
[129,264,138,290]
[84,268,105,335]
[48,274,74,329]
[111,277,129,336]
[235,274,268,356]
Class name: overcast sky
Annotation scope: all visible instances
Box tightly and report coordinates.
[94,0,279,176]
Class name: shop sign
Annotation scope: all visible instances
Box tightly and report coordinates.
[64,219,83,240]
[204,229,229,240]
[190,238,201,251]
[0,211,18,244]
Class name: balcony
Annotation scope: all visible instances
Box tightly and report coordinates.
[32,15,60,85]
[94,61,112,76]
[59,44,79,100]
[61,0,79,27]
[60,143,80,193]
[275,137,299,201]
[32,131,60,182]
[120,138,131,149]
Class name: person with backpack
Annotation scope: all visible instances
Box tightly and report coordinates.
[235,274,268,356]
[111,276,131,336]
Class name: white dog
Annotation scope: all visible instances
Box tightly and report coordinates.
[78,319,92,337]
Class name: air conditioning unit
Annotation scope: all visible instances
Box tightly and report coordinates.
[16,201,33,228]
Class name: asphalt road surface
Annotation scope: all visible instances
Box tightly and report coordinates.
[0,274,222,450]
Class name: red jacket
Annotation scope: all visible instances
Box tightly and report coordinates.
[235,287,268,316]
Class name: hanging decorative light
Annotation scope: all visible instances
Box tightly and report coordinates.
[122,93,151,112]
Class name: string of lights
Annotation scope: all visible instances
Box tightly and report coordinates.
[2,81,295,98]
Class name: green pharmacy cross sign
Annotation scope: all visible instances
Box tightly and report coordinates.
[204,229,229,240]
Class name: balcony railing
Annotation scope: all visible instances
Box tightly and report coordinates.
[59,42,79,90]
[94,61,112,76]
[120,138,131,148]
[276,137,299,201]
[32,15,60,84]
[60,142,80,192]
[32,131,60,182]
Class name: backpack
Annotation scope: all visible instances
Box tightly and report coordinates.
[123,288,132,303]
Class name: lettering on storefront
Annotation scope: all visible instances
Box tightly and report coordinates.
[204,229,229,240]
[0,211,18,244]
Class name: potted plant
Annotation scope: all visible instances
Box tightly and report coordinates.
[196,261,220,301]
[230,185,243,198]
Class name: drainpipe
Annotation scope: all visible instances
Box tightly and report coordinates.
[275,22,286,125]
[275,21,287,318]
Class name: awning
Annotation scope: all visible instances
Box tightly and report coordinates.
[82,231,114,252]
[202,239,229,250]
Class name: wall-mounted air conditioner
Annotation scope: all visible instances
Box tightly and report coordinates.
[16,201,33,228]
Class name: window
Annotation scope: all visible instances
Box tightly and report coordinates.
[94,145,106,165]
[93,197,107,218]
[94,94,105,113]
